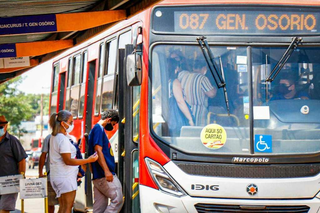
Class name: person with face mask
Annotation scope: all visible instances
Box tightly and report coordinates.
[48,110,98,213]
[88,109,123,213]
[271,72,309,100]
[0,115,27,213]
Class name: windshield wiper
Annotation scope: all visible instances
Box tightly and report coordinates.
[197,36,230,115]
[266,37,302,82]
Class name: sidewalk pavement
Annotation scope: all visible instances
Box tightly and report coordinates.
[11,194,53,213]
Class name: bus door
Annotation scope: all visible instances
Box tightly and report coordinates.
[84,59,98,208]
[73,56,95,212]
[118,29,141,213]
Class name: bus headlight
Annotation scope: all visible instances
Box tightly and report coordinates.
[145,158,186,197]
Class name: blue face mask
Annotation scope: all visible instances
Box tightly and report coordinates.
[0,128,5,137]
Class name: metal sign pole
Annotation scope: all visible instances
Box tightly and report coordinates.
[44,172,48,213]
[21,172,25,213]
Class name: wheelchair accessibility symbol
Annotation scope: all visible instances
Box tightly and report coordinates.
[254,135,272,153]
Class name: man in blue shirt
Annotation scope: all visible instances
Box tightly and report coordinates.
[88,110,123,213]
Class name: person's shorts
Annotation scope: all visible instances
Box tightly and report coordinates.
[0,193,18,211]
[48,180,59,206]
[50,176,77,198]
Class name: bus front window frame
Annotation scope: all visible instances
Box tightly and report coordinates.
[150,42,320,156]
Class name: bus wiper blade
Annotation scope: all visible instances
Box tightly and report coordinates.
[197,36,225,88]
[266,37,302,82]
[219,57,230,115]
[197,36,230,115]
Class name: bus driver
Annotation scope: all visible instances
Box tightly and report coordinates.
[271,72,309,100]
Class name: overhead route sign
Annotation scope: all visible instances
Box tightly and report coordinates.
[0,10,126,36]
[0,44,16,58]
[0,174,23,195]
[0,14,57,35]
[0,40,73,59]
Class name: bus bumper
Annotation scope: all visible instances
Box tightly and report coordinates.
[140,185,320,213]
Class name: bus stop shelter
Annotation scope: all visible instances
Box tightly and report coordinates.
[0,0,160,84]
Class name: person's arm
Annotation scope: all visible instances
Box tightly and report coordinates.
[38,152,47,177]
[202,76,217,98]
[95,145,113,182]
[205,88,217,98]
[172,79,194,126]
[61,153,97,166]
[19,159,26,175]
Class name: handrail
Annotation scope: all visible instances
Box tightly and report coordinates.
[132,182,139,190]
[132,190,139,199]
[207,112,240,126]
[122,85,161,124]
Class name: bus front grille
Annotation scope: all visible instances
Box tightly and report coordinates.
[175,161,320,178]
[195,203,310,213]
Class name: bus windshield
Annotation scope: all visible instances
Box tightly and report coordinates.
[151,44,320,155]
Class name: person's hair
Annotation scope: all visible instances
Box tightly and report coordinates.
[101,109,119,123]
[193,59,207,71]
[278,71,298,85]
[167,58,180,80]
[169,49,189,71]
[49,110,72,136]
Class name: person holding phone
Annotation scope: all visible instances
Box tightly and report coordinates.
[48,110,98,213]
[88,109,123,213]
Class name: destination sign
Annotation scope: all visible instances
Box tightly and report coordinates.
[152,7,320,35]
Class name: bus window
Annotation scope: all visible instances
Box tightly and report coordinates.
[119,31,131,49]
[73,54,81,85]
[52,63,59,93]
[65,58,72,112]
[70,54,81,117]
[105,39,117,75]
[101,39,117,112]
[151,45,249,154]
[50,63,59,114]
[79,51,88,118]
[95,43,104,115]
[253,46,320,154]
[99,43,105,78]
[114,31,132,108]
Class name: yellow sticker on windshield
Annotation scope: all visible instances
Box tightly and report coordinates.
[200,124,227,149]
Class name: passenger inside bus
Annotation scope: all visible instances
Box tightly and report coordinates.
[167,51,194,136]
[178,58,216,126]
[270,71,309,100]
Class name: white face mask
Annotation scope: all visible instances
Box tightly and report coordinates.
[63,122,74,133]
[0,128,5,137]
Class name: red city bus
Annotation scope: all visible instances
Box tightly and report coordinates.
[49,0,320,212]
[30,137,42,151]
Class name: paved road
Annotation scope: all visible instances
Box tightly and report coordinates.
[11,167,59,213]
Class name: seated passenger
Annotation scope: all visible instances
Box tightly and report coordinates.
[271,72,309,100]
[178,58,217,126]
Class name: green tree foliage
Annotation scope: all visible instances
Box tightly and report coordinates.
[25,93,50,116]
[0,77,49,137]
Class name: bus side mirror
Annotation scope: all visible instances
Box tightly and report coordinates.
[126,26,142,86]
[126,45,142,86]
